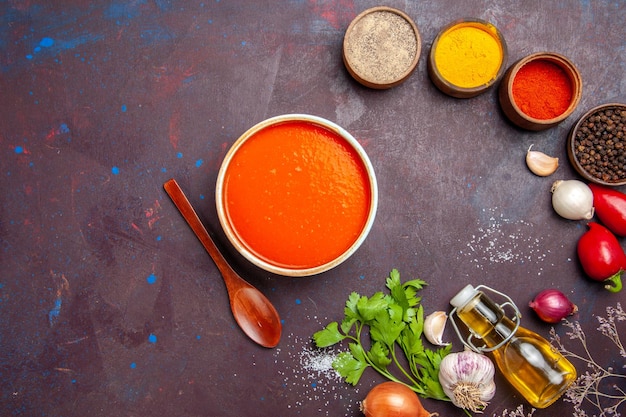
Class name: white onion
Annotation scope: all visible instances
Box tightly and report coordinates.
[551,180,594,220]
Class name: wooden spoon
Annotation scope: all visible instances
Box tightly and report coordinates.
[164,179,282,348]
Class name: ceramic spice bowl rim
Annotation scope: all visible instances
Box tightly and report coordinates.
[503,51,582,126]
[215,114,379,277]
[567,103,626,187]
[343,6,421,89]
[428,17,508,97]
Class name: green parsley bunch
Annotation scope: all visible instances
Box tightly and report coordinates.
[313,269,452,401]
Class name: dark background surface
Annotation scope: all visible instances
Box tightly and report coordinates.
[1,1,624,416]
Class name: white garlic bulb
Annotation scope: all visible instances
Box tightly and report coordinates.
[438,349,496,412]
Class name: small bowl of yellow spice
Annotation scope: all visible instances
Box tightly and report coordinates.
[428,18,508,98]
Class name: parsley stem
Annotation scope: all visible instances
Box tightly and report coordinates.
[354,323,414,386]
[314,271,456,409]
[389,346,423,393]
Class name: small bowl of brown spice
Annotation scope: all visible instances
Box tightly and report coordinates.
[343,6,421,89]
[567,103,626,186]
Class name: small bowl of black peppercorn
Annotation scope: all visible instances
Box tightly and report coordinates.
[567,103,626,186]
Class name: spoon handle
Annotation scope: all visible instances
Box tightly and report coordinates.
[165,178,282,348]
[163,178,236,286]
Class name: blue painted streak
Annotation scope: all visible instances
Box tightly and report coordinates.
[104,0,148,23]
[52,34,106,53]
[48,297,62,326]
[26,34,105,61]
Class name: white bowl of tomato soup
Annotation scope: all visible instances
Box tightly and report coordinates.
[216,114,378,277]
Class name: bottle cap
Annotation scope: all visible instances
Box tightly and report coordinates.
[450,284,477,308]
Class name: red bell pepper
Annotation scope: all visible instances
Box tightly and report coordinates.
[577,222,624,292]
[588,183,626,237]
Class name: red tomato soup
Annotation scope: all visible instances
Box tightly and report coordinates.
[222,120,372,270]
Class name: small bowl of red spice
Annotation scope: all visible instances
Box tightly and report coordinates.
[567,103,626,186]
[499,52,582,131]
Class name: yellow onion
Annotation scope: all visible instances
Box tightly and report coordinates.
[360,381,434,417]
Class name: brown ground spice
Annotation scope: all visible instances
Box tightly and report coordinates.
[344,11,417,84]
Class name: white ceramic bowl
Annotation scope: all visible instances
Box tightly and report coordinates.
[216,114,378,277]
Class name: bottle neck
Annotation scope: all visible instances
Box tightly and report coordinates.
[457,292,517,349]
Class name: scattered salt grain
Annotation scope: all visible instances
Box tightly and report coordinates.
[299,346,342,381]
[457,207,553,273]
[273,319,361,416]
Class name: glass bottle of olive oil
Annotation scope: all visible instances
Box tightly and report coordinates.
[449,285,577,409]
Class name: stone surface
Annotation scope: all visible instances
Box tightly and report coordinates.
[1,1,624,416]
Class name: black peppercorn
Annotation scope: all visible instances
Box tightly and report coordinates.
[572,105,626,183]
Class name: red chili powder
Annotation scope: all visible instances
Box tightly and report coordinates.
[512,60,573,120]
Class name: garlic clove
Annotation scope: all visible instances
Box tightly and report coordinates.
[423,311,450,346]
[526,144,559,176]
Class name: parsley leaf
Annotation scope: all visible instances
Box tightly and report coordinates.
[335,347,368,385]
[314,322,345,348]
[312,269,452,402]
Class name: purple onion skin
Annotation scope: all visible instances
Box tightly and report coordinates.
[529,289,578,323]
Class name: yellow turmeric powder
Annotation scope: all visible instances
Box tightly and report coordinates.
[434,22,503,88]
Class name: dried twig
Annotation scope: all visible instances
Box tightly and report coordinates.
[551,302,626,417]
[493,302,625,417]
[491,404,536,417]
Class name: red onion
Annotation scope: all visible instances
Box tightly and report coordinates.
[529,289,578,323]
